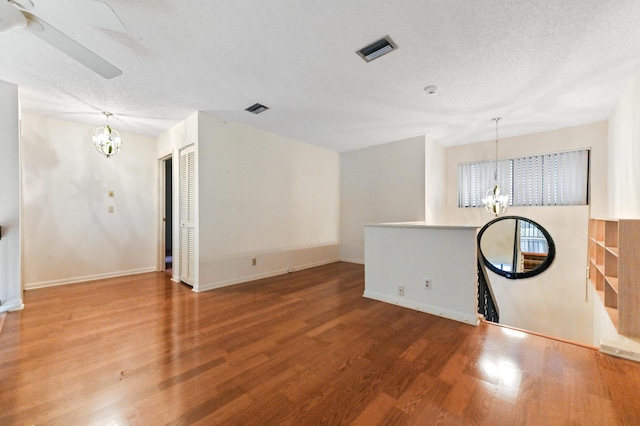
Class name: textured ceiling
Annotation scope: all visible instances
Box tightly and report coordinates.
[2,0,640,151]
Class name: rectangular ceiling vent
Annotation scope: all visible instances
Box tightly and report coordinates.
[357,36,397,62]
[245,103,269,114]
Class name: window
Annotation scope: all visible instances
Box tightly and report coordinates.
[458,159,512,208]
[458,149,589,208]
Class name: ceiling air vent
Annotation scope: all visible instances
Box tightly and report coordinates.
[245,103,269,114]
[356,36,397,62]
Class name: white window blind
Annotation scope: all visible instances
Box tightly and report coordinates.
[458,159,512,208]
[459,149,589,208]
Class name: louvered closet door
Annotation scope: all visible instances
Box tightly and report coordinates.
[179,146,196,285]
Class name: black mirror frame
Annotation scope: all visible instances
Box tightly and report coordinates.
[477,215,556,280]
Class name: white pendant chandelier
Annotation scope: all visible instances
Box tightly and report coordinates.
[93,112,122,158]
[482,117,509,216]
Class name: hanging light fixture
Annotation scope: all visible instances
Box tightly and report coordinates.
[482,117,509,216]
[93,112,122,158]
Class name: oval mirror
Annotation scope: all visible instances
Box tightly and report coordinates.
[477,216,555,279]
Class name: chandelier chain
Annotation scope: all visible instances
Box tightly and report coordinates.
[493,117,501,182]
[482,116,509,216]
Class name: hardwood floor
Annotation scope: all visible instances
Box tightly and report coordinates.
[1,262,640,425]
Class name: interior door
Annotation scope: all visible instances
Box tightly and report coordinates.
[179,146,196,286]
[164,156,173,273]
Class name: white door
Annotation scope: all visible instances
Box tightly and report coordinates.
[179,146,196,286]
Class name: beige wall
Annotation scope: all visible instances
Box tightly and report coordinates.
[340,136,427,264]
[196,112,340,290]
[445,121,608,345]
[21,114,159,288]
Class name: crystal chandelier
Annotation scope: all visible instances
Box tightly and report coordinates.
[93,112,122,158]
[482,117,509,216]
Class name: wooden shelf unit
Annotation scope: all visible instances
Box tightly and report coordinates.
[588,218,640,337]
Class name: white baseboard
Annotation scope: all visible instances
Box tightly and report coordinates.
[339,257,364,265]
[196,258,340,292]
[25,267,157,290]
[600,340,640,363]
[0,299,24,313]
[363,290,479,326]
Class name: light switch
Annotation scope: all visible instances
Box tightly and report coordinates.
[108,206,115,213]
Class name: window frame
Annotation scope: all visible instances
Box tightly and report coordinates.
[458,148,590,208]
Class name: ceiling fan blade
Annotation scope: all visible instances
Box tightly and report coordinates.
[11,0,34,10]
[30,0,126,32]
[24,13,122,79]
[0,1,27,33]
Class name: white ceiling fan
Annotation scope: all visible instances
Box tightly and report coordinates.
[0,0,126,78]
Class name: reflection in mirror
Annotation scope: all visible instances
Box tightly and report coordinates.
[477,216,555,279]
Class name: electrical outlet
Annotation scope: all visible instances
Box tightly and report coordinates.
[397,285,405,296]
[424,277,432,289]
[252,258,257,266]
[108,206,115,213]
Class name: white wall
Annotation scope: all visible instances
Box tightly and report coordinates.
[196,112,340,290]
[598,68,640,357]
[340,136,427,264]
[445,122,608,345]
[608,71,640,218]
[425,137,446,224]
[21,114,158,288]
[364,224,479,325]
[156,112,198,156]
[0,81,22,312]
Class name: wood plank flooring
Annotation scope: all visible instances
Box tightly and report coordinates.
[1,262,640,425]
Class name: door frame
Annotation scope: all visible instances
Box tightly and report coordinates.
[158,151,180,282]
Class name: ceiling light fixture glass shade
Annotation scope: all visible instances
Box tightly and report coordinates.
[482,117,509,216]
[93,112,122,158]
[483,183,509,216]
